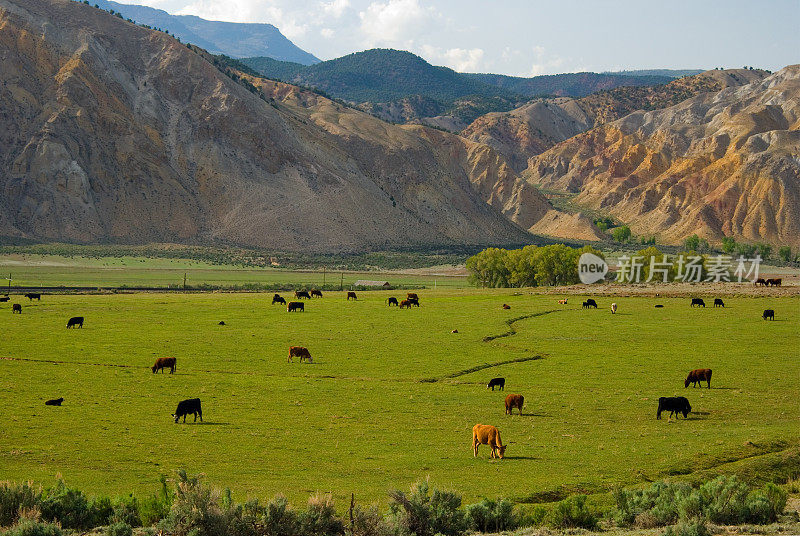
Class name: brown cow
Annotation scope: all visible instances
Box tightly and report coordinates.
[152,357,177,374]
[685,368,712,388]
[502,304,510,310]
[472,424,507,459]
[347,291,358,301]
[12,303,21,314]
[407,293,419,301]
[399,299,412,309]
[769,278,782,287]
[288,346,312,363]
[558,298,567,305]
[504,394,524,415]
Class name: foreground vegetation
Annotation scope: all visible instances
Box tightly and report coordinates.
[0,472,794,536]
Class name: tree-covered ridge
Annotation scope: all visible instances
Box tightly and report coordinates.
[462,71,673,98]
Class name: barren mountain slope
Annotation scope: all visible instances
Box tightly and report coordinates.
[0,0,540,251]
[462,69,768,172]
[524,66,800,246]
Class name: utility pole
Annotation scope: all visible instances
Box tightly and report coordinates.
[183,272,187,290]
[340,272,344,291]
[323,266,326,287]
[5,273,11,295]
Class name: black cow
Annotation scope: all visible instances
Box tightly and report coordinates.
[287,301,304,312]
[45,397,64,406]
[762,309,775,321]
[656,397,691,420]
[407,297,420,307]
[24,293,41,301]
[272,294,286,305]
[173,398,202,423]
[311,289,323,298]
[655,304,664,308]
[218,321,226,325]
[386,297,399,306]
[12,304,21,314]
[713,299,724,308]
[0,296,9,302]
[66,316,84,328]
[487,377,505,391]
[295,290,311,299]
[691,298,705,308]
[583,299,597,309]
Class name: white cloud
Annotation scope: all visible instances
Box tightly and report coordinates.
[358,0,435,45]
[320,27,335,38]
[421,45,484,72]
[528,45,566,76]
[321,0,350,17]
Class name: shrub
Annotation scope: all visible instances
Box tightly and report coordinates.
[464,497,516,532]
[613,481,692,527]
[299,494,344,536]
[664,520,710,536]
[138,475,172,526]
[111,495,141,527]
[3,519,63,536]
[349,504,392,536]
[39,481,94,530]
[388,480,466,536]
[157,470,227,536]
[547,494,598,530]
[612,225,632,243]
[778,246,793,262]
[105,521,133,536]
[0,482,41,527]
[262,495,300,536]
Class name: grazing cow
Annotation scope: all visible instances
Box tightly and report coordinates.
[558,298,568,305]
[218,321,225,325]
[399,299,412,309]
[504,394,524,415]
[407,297,420,307]
[487,377,505,391]
[172,398,202,423]
[583,299,598,309]
[311,289,323,298]
[691,298,705,308]
[386,297,399,306]
[152,357,176,374]
[12,304,21,314]
[24,293,41,301]
[714,298,724,308]
[0,296,8,302]
[769,278,782,287]
[472,424,507,459]
[655,304,664,308]
[272,294,286,305]
[45,397,64,406]
[657,397,691,420]
[287,301,304,312]
[755,278,767,287]
[502,304,511,310]
[762,309,775,321]
[288,346,313,363]
[347,291,358,301]
[407,293,419,301]
[295,290,311,300]
[685,368,712,388]
[451,329,459,333]
[611,303,617,314]
[66,316,83,328]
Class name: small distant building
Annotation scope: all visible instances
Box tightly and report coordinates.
[354,280,391,287]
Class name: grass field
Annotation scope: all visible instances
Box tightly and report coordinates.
[0,289,798,508]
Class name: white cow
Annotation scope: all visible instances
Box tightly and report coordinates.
[611,303,617,314]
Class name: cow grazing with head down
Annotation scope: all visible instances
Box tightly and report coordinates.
[12,304,21,314]
[24,293,41,301]
[295,290,311,300]
[287,301,304,312]
[407,297,420,307]
[173,398,202,423]
[583,299,598,309]
[755,278,767,287]
[657,397,691,420]
[386,297,399,306]
[685,368,712,388]
[45,397,63,406]
[504,394,524,415]
[487,377,505,391]
[558,298,568,305]
[347,292,358,301]
[311,289,323,298]
[611,303,617,314]
[691,298,705,308]
[762,309,775,320]
[502,304,511,310]
[66,316,83,328]
[769,278,782,287]
[714,299,724,308]
[288,346,313,363]
[472,424,507,459]
[272,294,286,305]
[152,357,176,374]
[399,299,412,309]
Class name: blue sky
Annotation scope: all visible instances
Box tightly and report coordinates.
[113,0,799,75]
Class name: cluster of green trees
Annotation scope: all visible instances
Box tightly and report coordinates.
[465,244,604,288]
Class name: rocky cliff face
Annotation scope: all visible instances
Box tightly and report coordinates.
[0,0,544,251]
[524,66,800,246]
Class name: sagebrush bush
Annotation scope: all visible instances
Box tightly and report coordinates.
[664,520,710,536]
[300,494,344,536]
[157,470,227,536]
[111,495,142,527]
[3,519,63,536]
[104,521,133,536]
[262,494,300,536]
[547,494,598,530]
[0,482,41,527]
[613,481,692,527]
[388,480,466,536]
[349,504,392,536]
[38,481,95,530]
[138,475,172,526]
[464,497,516,533]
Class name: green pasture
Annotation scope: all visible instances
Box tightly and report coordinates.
[0,254,466,288]
[0,290,798,508]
